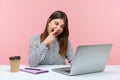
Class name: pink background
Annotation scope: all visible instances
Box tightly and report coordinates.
[0,0,120,65]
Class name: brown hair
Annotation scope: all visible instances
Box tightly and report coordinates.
[40,10,69,57]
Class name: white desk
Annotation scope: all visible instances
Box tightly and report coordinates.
[0,65,120,80]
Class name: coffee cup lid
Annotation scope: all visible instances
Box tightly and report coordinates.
[9,56,21,60]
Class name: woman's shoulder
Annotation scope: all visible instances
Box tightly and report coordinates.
[30,35,41,42]
[68,39,73,47]
[31,35,40,39]
[68,39,71,44]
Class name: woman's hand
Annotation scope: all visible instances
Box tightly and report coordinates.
[43,29,59,46]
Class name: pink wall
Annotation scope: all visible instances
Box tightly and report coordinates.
[0,0,120,65]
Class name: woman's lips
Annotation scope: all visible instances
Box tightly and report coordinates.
[55,32,58,35]
[51,29,59,35]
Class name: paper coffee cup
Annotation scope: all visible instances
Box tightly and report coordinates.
[9,56,21,72]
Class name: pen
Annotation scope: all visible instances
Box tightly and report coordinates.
[25,68,41,71]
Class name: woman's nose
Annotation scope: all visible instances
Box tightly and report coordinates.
[57,26,61,30]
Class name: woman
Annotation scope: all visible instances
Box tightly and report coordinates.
[28,10,74,67]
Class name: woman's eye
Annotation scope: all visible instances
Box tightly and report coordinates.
[55,22,59,25]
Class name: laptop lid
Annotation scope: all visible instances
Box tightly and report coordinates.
[70,44,112,75]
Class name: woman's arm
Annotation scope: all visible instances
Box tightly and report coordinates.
[66,40,75,65]
[28,36,48,67]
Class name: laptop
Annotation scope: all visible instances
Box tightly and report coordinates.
[52,44,112,76]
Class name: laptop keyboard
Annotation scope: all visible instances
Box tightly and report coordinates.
[65,70,71,73]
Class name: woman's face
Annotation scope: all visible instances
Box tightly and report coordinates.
[47,19,65,36]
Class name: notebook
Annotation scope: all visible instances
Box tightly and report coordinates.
[20,68,48,74]
[52,44,112,76]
